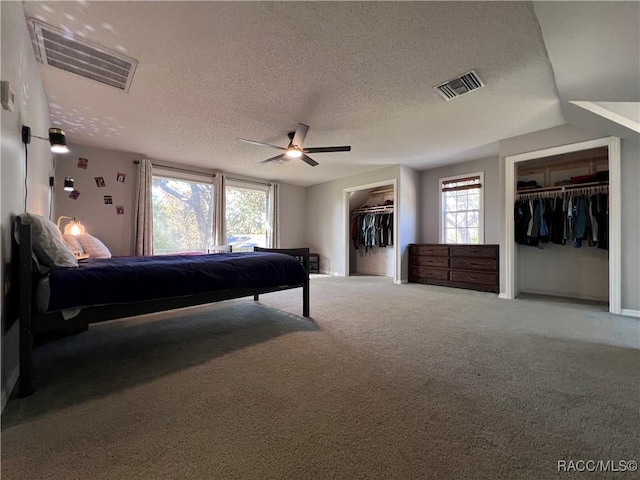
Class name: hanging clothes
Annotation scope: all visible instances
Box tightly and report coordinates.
[550,197,565,245]
[350,209,394,251]
[572,195,587,247]
[595,193,609,250]
[513,191,608,250]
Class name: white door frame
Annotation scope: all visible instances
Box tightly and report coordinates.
[344,179,399,283]
[503,136,621,314]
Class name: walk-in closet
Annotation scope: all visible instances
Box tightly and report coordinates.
[514,147,609,302]
[348,184,395,277]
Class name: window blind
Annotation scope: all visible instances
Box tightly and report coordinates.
[441,175,482,192]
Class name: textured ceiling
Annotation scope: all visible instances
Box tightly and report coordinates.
[22,1,568,186]
[533,1,640,142]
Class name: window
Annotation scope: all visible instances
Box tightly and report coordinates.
[152,169,214,254]
[440,173,483,244]
[225,180,269,252]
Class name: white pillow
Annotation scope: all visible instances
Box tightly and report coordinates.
[77,233,112,258]
[62,234,85,256]
[16,213,78,268]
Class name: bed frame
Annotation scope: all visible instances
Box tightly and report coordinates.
[17,223,310,397]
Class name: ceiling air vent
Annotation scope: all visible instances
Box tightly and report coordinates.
[435,70,484,101]
[30,19,138,92]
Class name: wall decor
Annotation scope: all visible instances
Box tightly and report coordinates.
[77,157,88,169]
[95,176,106,187]
[115,205,125,215]
[68,189,80,200]
[116,172,126,183]
[104,195,113,205]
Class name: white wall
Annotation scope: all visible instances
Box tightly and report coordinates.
[499,124,639,311]
[518,246,609,301]
[53,143,139,256]
[54,143,307,255]
[420,156,500,244]
[398,166,420,282]
[1,1,54,408]
[619,139,639,311]
[278,183,306,248]
[306,166,401,276]
[305,165,419,281]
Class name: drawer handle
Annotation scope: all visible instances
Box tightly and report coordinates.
[468,276,477,280]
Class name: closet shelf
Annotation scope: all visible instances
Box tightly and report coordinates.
[516,181,608,199]
[351,205,394,215]
[368,188,394,196]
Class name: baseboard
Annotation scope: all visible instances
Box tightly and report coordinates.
[1,364,20,413]
[518,288,608,303]
[498,293,511,299]
[620,309,640,318]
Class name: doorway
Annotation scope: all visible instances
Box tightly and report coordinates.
[344,179,399,283]
[503,137,621,314]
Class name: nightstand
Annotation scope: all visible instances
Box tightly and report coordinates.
[308,253,319,274]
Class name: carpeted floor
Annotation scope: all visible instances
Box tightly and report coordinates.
[2,276,638,479]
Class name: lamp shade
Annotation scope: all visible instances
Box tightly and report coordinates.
[48,128,69,153]
[57,216,86,236]
[63,221,85,236]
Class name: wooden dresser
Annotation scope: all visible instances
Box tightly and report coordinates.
[408,244,499,293]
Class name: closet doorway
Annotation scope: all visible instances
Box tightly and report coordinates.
[343,180,399,283]
[504,137,621,314]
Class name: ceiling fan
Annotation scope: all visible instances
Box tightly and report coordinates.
[237,123,351,167]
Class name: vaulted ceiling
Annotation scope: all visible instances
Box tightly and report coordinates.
[21,1,638,186]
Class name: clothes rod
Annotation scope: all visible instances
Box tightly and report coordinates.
[516,182,608,199]
[352,205,394,214]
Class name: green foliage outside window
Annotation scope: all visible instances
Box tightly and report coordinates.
[152,177,213,254]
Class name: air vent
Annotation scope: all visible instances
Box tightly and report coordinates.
[30,19,137,92]
[435,70,484,101]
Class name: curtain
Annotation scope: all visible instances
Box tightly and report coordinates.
[267,182,280,248]
[213,173,226,246]
[134,158,153,255]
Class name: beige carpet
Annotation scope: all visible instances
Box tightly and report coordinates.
[2,276,638,479]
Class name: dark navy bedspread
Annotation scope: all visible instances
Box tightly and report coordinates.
[46,252,307,312]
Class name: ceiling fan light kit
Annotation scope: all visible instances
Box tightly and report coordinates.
[285,148,303,158]
[238,123,351,167]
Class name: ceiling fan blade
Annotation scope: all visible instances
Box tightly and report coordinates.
[304,146,351,153]
[238,138,285,151]
[300,154,319,167]
[291,123,309,148]
[259,154,287,164]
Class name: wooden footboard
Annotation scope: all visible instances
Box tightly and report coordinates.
[16,223,310,397]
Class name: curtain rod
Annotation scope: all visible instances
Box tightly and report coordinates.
[133,161,274,186]
[226,176,273,187]
[133,160,216,177]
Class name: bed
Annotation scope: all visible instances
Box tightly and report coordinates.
[16,219,310,397]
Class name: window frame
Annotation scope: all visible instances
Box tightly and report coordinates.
[151,166,216,254]
[439,171,484,244]
[224,178,270,251]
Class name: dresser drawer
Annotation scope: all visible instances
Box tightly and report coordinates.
[412,256,449,268]
[410,245,449,257]
[450,245,497,259]
[450,257,497,271]
[450,270,497,286]
[410,266,449,280]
